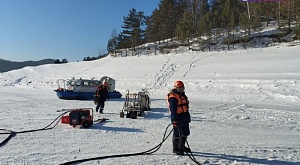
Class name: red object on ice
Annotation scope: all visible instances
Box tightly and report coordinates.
[61,116,70,124]
[60,108,94,128]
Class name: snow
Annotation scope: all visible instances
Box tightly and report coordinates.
[0,44,300,165]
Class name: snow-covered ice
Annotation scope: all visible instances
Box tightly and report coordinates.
[0,44,300,164]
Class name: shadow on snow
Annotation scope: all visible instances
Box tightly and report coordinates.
[192,152,299,165]
[144,108,168,120]
[91,122,143,133]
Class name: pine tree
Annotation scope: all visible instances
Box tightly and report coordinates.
[194,0,210,36]
[197,12,213,51]
[145,9,161,44]
[221,0,234,50]
[210,0,223,28]
[295,0,300,39]
[239,6,250,36]
[176,9,193,47]
[200,0,210,17]
[281,0,296,32]
[54,59,60,64]
[116,32,128,50]
[121,8,145,53]
[251,3,261,31]
[157,0,176,42]
[154,0,186,43]
[107,28,118,53]
[61,59,68,63]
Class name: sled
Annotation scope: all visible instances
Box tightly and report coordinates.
[120,90,151,119]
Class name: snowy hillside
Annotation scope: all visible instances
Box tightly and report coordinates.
[0,43,300,164]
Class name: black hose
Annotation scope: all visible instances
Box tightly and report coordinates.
[184,140,203,165]
[0,113,203,165]
[175,126,203,165]
[0,129,16,147]
[0,111,68,147]
[60,124,174,165]
[15,111,68,134]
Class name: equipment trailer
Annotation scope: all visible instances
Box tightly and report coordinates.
[120,90,151,119]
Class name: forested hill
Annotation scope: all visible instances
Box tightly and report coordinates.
[0,59,56,73]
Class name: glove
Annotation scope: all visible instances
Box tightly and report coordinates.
[172,121,178,127]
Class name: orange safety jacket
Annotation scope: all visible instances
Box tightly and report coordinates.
[95,85,108,101]
[167,92,189,114]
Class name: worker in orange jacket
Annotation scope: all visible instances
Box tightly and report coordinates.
[167,80,191,155]
[94,82,109,114]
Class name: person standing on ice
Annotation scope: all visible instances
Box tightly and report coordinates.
[167,80,191,155]
[94,81,109,114]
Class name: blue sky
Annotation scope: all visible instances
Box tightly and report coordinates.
[0,0,160,62]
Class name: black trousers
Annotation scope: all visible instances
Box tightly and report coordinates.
[96,100,105,112]
[173,123,190,138]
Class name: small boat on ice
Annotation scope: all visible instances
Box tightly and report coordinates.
[54,76,122,100]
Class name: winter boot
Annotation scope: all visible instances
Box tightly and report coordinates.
[173,137,184,155]
[181,136,191,152]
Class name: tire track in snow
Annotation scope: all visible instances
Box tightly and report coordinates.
[183,54,216,77]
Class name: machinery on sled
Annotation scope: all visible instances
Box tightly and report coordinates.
[120,90,151,119]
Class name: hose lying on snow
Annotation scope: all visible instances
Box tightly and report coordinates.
[60,124,202,165]
[0,113,202,165]
[0,111,68,147]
